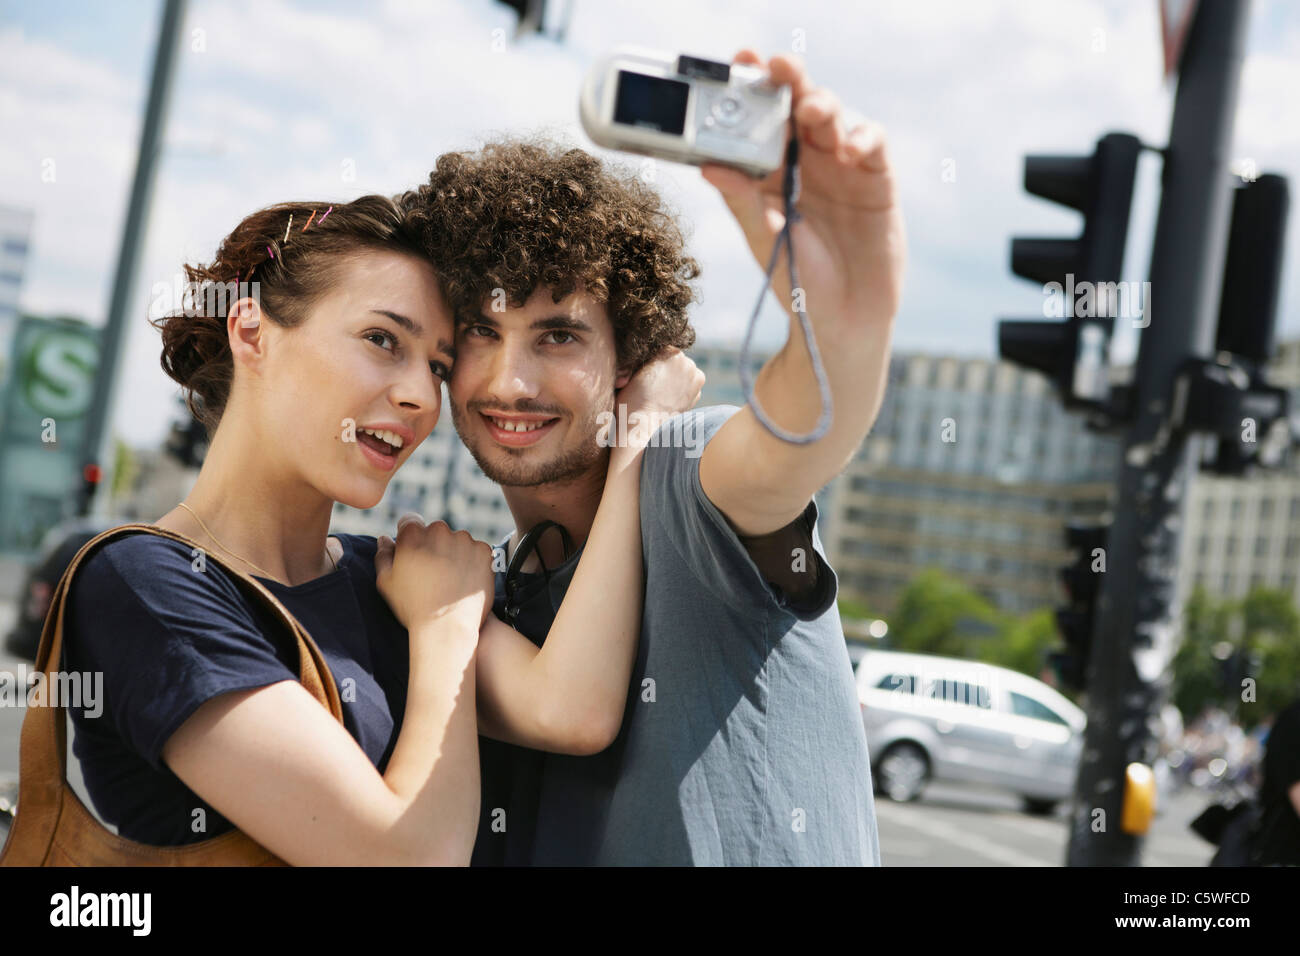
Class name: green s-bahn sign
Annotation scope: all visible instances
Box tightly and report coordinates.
[0,317,100,553]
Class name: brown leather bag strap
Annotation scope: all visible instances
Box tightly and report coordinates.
[19,523,344,802]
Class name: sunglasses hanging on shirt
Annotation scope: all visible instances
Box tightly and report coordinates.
[503,520,575,624]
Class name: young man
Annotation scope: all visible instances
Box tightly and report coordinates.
[401,51,905,864]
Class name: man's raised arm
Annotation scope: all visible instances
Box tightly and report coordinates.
[698,51,906,536]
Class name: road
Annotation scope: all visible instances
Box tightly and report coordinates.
[875,780,1217,866]
[1,594,20,790]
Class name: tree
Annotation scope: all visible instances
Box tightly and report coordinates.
[1239,587,1300,724]
[1171,585,1232,723]
[110,436,139,504]
[976,606,1059,683]
[1171,584,1300,729]
[887,567,1003,659]
[837,596,873,622]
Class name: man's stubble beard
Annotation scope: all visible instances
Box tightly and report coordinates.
[449,393,611,489]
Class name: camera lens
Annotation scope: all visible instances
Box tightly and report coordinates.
[711,94,745,127]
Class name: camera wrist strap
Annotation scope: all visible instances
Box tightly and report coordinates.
[737,121,834,444]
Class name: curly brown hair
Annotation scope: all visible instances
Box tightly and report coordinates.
[396,138,699,372]
[151,195,428,434]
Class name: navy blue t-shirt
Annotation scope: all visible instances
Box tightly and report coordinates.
[62,531,409,846]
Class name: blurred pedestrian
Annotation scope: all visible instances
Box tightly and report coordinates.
[1254,696,1300,866]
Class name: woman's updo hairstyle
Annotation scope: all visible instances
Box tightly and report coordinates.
[152,194,427,434]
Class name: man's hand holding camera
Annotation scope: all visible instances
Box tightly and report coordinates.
[698,50,907,537]
[702,51,905,335]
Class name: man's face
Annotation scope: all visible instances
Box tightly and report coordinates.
[448,283,627,488]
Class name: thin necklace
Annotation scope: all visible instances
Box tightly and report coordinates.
[176,501,337,582]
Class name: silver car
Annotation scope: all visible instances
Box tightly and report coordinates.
[857,649,1085,814]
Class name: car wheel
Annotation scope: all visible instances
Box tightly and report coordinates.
[877,742,929,802]
[1022,797,1058,816]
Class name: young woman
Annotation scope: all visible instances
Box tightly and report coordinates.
[61,194,701,865]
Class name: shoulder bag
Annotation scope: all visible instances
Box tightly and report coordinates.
[0,523,343,866]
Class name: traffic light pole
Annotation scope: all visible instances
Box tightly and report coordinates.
[1066,0,1252,865]
[80,0,186,515]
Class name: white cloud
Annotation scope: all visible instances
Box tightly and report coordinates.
[2,0,1298,452]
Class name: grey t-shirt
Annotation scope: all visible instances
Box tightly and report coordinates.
[471,405,881,865]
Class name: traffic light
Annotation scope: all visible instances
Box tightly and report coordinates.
[1050,521,1109,692]
[165,411,208,468]
[78,462,103,514]
[1216,174,1290,364]
[1218,647,1259,699]
[495,0,546,35]
[1203,173,1292,475]
[999,133,1141,413]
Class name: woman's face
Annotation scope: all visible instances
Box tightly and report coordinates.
[242,250,454,510]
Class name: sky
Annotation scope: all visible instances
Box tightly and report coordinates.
[2,0,1298,448]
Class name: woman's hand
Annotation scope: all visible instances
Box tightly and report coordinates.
[614,348,706,447]
[375,515,494,630]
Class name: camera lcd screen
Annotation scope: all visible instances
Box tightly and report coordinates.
[613,70,689,135]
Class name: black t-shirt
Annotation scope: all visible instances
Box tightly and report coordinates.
[62,531,409,846]
[1258,699,1300,865]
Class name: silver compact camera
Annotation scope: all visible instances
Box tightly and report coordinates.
[579,49,792,178]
